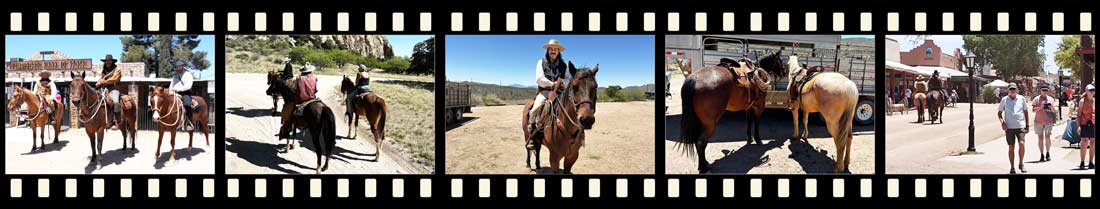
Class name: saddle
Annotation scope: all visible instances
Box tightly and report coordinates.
[788,66,824,102]
[294,98,323,117]
[719,58,757,88]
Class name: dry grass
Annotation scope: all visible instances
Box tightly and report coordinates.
[227,49,433,82]
[333,81,436,169]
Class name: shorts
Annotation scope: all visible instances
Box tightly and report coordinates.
[1082,122,1095,138]
[1005,129,1025,145]
[1033,123,1053,135]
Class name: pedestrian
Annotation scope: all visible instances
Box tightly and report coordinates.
[1077,84,1095,170]
[905,87,912,108]
[998,83,1030,174]
[1031,85,1056,162]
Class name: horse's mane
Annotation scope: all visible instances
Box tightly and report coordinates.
[757,51,787,76]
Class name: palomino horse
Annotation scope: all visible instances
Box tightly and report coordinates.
[521,62,598,173]
[268,75,338,173]
[675,52,779,173]
[266,71,282,116]
[7,85,63,151]
[785,56,859,173]
[149,86,210,161]
[913,80,929,123]
[69,71,138,164]
[340,75,388,161]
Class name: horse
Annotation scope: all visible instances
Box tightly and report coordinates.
[268,75,338,174]
[266,71,282,116]
[69,71,138,164]
[340,75,388,161]
[675,52,778,173]
[785,56,859,173]
[7,85,63,151]
[149,86,210,161]
[913,80,929,123]
[925,75,946,124]
[521,62,598,174]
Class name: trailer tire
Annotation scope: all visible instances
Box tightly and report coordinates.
[854,99,874,125]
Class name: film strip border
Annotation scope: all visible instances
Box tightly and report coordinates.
[4,176,1094,199]
[4,9,1097,201]
[8,11,1092,33]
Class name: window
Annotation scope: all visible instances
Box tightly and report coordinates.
[925,48,933,58]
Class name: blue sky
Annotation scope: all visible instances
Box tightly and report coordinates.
[887,35,1067,75]
[386,35,433,58]
[445,35,655,87]
[6,35,218,80]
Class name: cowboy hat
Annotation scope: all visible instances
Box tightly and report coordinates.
[300,64,316,73]
[541,39,566,51]
[101,54,118,62]
[38,70,50,78]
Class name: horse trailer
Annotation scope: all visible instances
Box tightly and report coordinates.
[445,83,472,124]
[666,35,876,125]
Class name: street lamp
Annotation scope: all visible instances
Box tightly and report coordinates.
[963,52,980,154]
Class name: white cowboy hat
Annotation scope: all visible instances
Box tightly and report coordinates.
[300,64,317,73]
[541,39,566,51]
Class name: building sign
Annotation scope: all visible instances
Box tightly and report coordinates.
[5,59,93,71]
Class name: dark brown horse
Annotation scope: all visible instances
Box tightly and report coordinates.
[521,62,598,173]
[268,75,338,174]
[150,86,210,161]
[675,53,778,173]
[266,71,282,116]
[926,75,946,124]
[340,75,388,161]
[7,85,63,151]
[69,71,137,164]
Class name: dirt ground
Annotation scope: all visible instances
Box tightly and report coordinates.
[446,101,656,174]
[663,74,876,174]
[223,73,432,174]
[5,127,215,174]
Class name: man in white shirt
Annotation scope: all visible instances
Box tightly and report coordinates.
[527,39,572,150]
[169,60,196,129]
[998,83,1030,174]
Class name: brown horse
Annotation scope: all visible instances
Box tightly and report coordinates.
[69,71,137,164]
[340,75,388,161]
[7,85,63,151]
[150,86,210,161]
[785,56,859,173]
[913,80,929,123]
[268,75,338,173]
[521,62,598,174]
[926,75,946,124]
[266,71,282,116]
[675,54,775,173]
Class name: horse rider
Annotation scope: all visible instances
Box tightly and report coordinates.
[169,59,197,130]
[278,64,319,139]
[96,54,123,129]
[527,39,572,150]
[280,57,295,80]
[347,64,373,117]
[32,70,60,118]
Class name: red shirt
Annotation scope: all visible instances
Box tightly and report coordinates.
[296,75,318,103]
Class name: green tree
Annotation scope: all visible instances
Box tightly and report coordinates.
[1055,35,1097,79]
[962,35,1045,80]
[606,85,623,101]
[408,36,435,75]
[120,35,211,78]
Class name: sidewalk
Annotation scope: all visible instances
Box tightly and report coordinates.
[940,121,1093,174]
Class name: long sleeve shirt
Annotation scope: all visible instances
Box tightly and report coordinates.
[535,59,571,90]
[96,66,122,88]
[170,71,195,93]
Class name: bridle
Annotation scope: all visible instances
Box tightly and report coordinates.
[73,82,107,124]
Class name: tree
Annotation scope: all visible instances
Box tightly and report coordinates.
[962,35,1044,80]
[606,85,623,100]
[120,35,211,78]
[1054,35,1082,78]
[408,36,435,75]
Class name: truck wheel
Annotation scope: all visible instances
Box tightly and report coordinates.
[854,99,874,125]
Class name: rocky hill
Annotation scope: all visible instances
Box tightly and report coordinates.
[226,35,394,59]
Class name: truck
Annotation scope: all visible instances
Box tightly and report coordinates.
[666,35,876,125]
[445,83,473,124]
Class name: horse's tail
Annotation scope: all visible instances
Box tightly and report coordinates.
[321,106,337,155]
[679,77,702,156]
[838,86,858,148]
[376,96,388,142]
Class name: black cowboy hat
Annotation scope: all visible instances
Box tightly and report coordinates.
[101,54,118,62]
